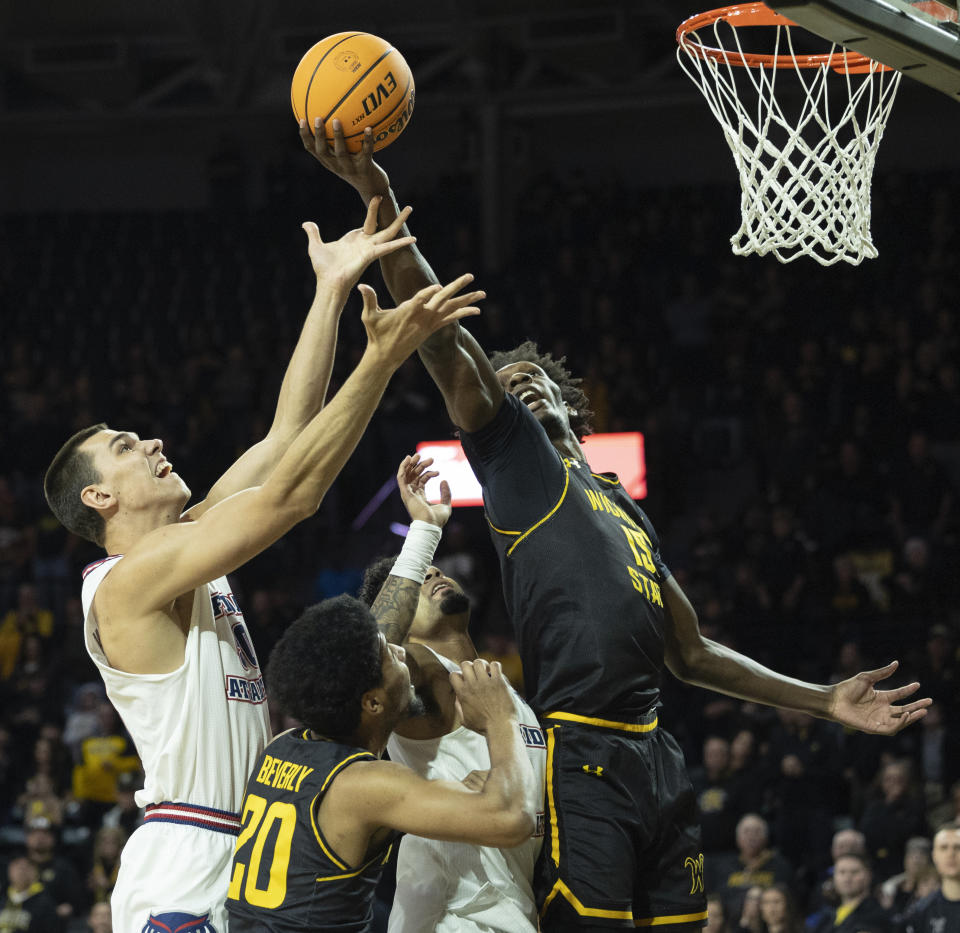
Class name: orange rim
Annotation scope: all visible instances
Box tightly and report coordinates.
[677,1,889,72]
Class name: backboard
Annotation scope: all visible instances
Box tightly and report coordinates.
[768,0,960,98]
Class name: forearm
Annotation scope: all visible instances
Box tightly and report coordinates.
[371,520,442,643]
[417,321,502,432]
[268,279,348,438]
[263,349,394,513]
[355,185,440,306]
[675,637,833,718]
[479,718,537,841]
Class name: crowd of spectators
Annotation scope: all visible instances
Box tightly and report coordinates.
[1,162,959,930]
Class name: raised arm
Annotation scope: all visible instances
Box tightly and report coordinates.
[184,198,415,520]
[300,118,503,432]
[662,576,931,735]
[370,453,451,644]
[324,660,536,856]
[95,277,482,674]
[301,119,435,304]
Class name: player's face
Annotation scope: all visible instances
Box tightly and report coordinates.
[410,566,469,638]
[496,362,570,440]
[378,632,416,718]
[933,828,960,881]
[82,428,190,512]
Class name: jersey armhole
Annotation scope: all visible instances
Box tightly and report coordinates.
[310,752,378,873]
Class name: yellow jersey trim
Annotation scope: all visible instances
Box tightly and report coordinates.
[504,465,569,556]
[544,711,658,733]
[486,519,521,537]
[309,752,373,871]
[316,842,395,884]
[320,752,371,792]
[545,726,560,867]
[310,796,349,872]
[634,910,710,927]
[540,878,634,920]
[540,879,707,926]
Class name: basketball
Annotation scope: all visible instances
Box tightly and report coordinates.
[291,33,415,153]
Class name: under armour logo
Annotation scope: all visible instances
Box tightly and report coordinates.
[582,765,604,777]
[685,853,704,895]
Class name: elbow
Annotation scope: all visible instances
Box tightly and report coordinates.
[504,807,537,847]
[260,486,319,529]
[666,639,706,684]
[484,806,535,849]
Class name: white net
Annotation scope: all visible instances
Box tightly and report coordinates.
[677,12,902,265]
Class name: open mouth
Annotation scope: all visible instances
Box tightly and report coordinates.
[155,461,172,478]
[517,389,542,410]
[432,582,453,598]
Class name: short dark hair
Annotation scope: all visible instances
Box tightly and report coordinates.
[357,555,399,607]
[43,424,108,546]
[266,594,383,740]
[488,340,595,441]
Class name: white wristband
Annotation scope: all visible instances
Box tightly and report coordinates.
[390,520,442,584]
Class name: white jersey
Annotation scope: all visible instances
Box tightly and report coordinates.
[81,555,272,812]
[386,647,546,933]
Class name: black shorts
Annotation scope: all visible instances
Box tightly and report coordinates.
[535,711,708,932]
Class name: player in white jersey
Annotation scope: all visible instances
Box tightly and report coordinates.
[43,196,485,932]
[359,559,547,932]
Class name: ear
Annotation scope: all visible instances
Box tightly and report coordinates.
[360,688,384,717]
[80,484,116,515]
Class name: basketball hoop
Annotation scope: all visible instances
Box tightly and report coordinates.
[677,2,902,265]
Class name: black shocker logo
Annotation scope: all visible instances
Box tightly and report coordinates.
[685,853,704,895]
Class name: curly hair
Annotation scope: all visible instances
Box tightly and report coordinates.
[266,594,382,740]
[357,555,399,607]
[488,340,594,441]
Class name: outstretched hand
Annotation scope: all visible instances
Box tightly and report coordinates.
[397,454,452,529]
[828,660,932,734]
[359,274,485,366]
[300,117,389,199]
[301,196,415,290]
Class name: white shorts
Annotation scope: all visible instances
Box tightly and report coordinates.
[111,819,237,933]
[388,835,537,933]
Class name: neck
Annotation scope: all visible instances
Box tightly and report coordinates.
[333,721,392,759]
[104,507,183,554]
[552,432,585,462]
[841,893,865,910]
[943,878,960,901]
[409,620,477,665]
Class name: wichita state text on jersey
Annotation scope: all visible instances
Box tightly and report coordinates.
[461,393,669,719]
[227,730,399,932]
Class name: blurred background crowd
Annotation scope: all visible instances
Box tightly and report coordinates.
[2,155,960,929]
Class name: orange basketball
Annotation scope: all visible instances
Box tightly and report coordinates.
[291,33,414,153]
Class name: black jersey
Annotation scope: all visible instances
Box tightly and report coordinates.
[226,730,399,932]
[461,393,670,719]
[900,890,960,933]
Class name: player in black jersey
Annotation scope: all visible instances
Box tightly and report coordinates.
[228,456,538,932]
[227,600,536,932]
[305,120,933,933]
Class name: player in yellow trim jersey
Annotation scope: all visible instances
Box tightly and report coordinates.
[307,117,932,933]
